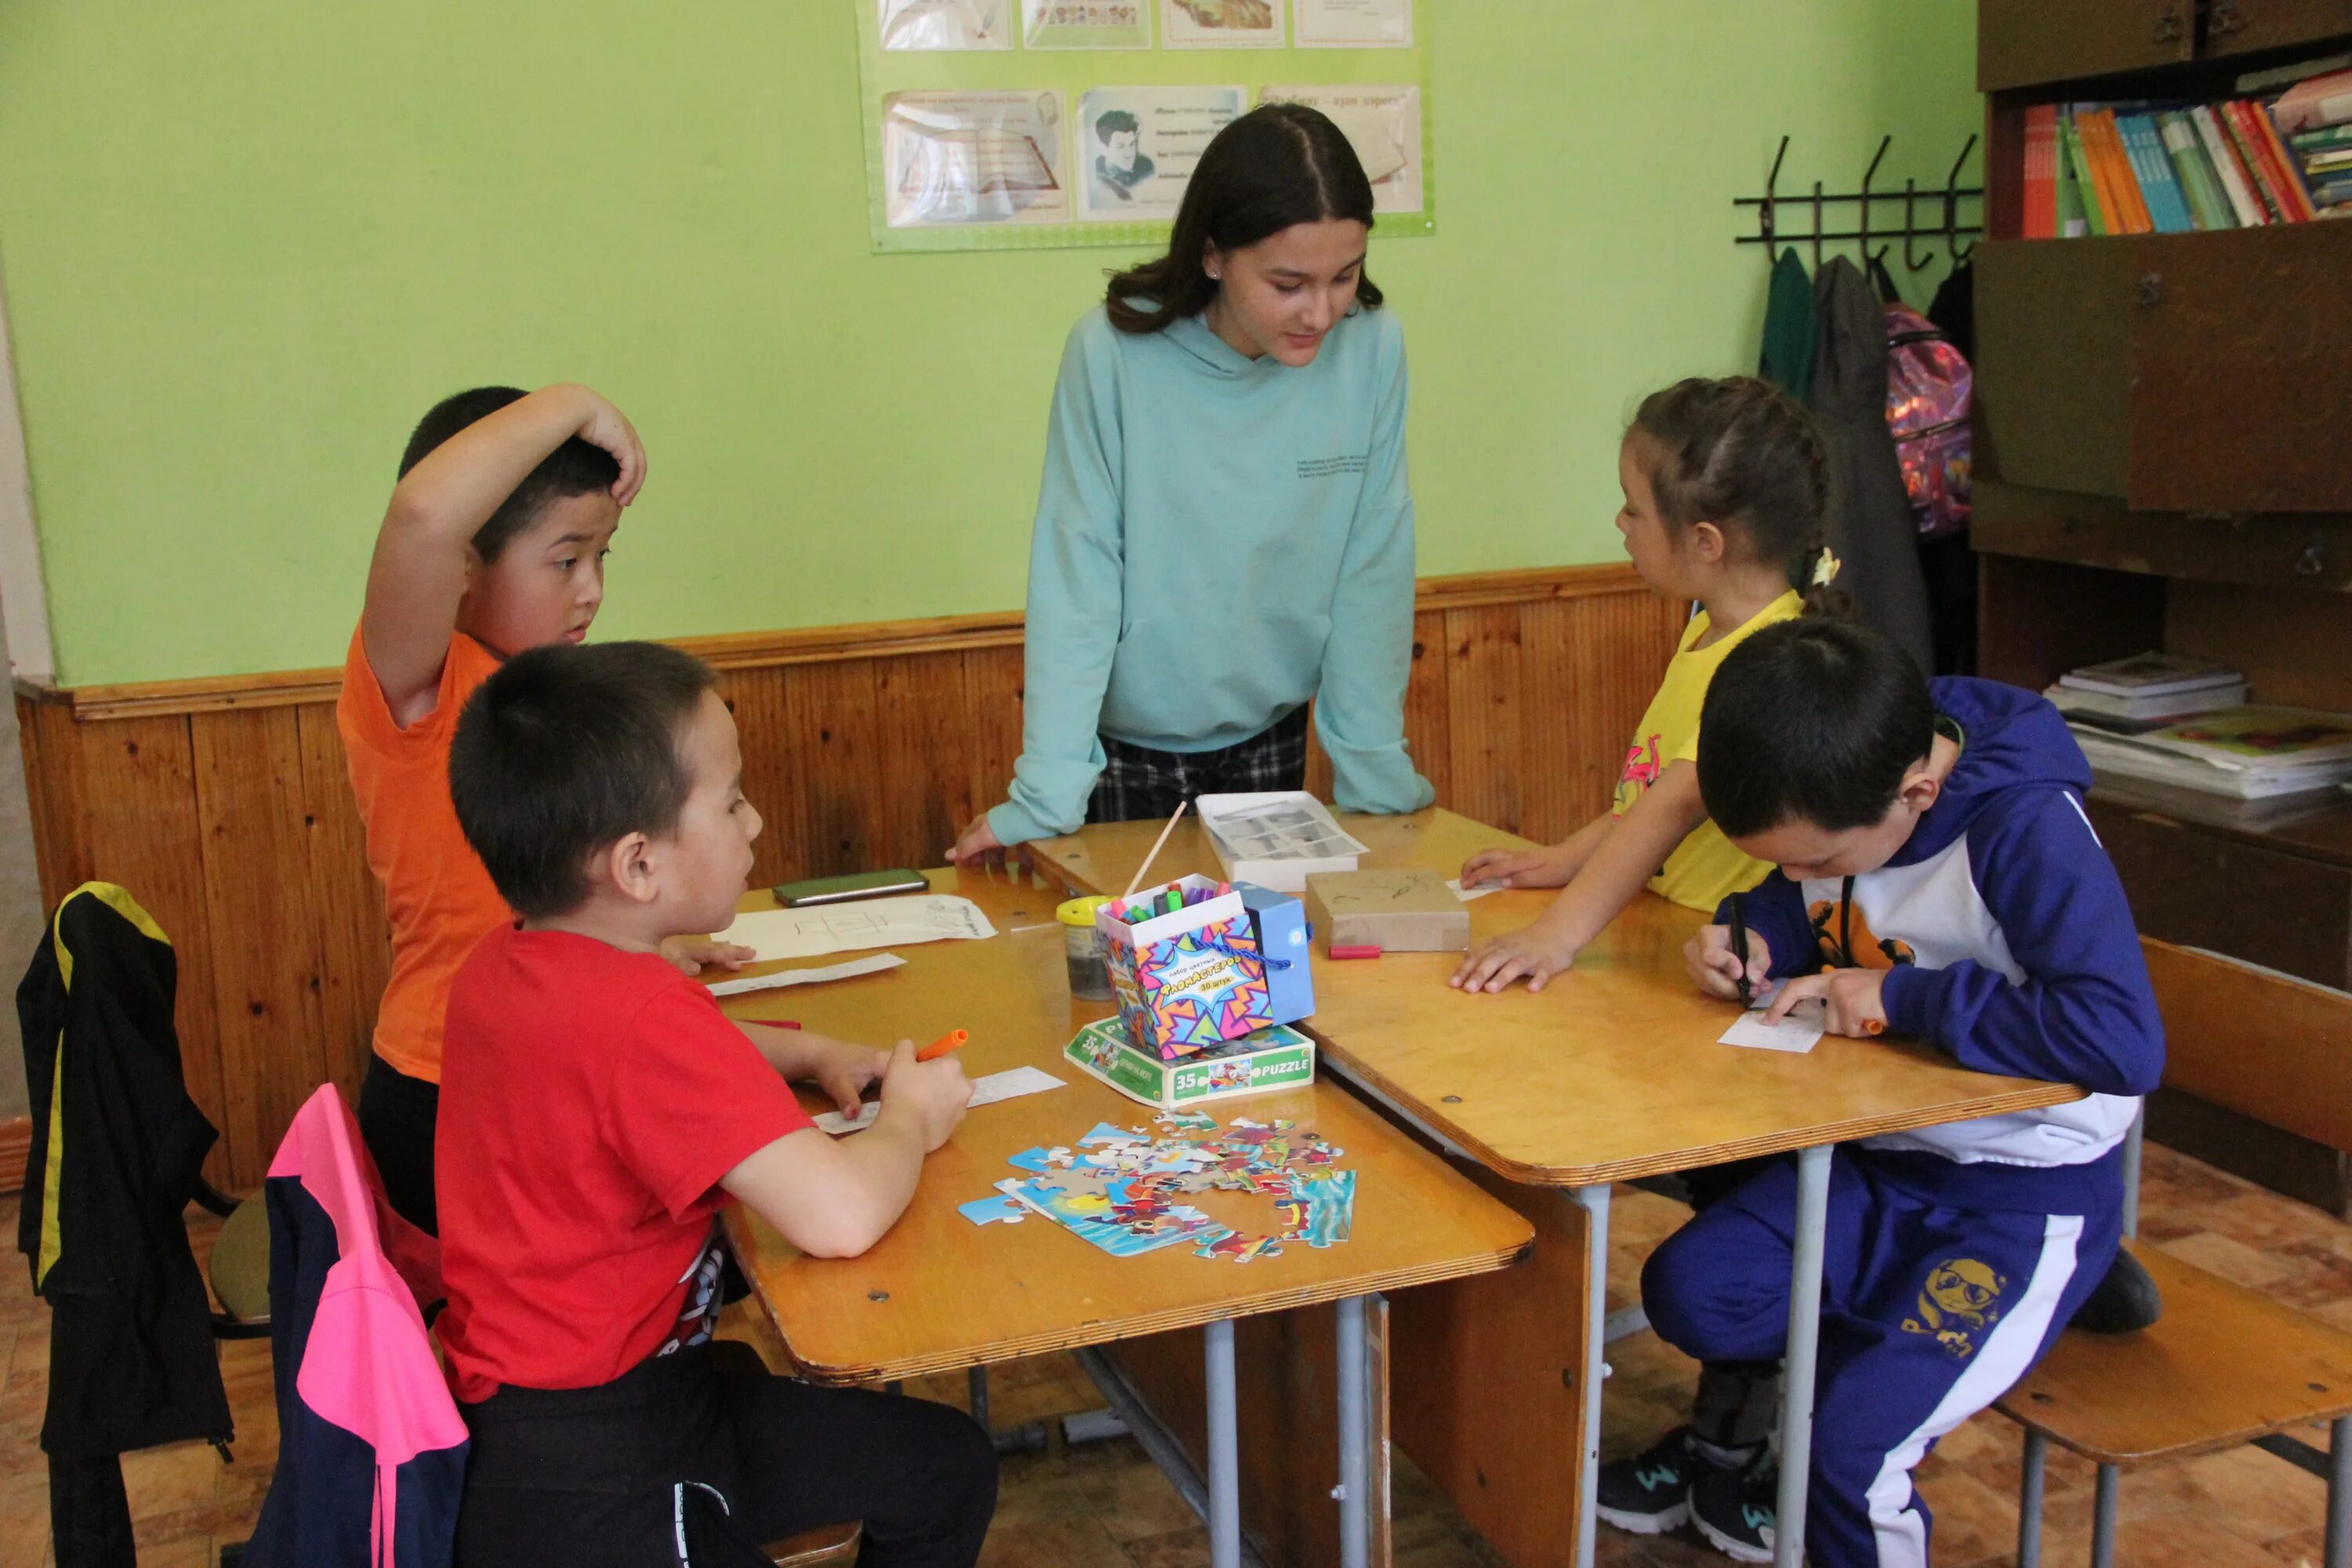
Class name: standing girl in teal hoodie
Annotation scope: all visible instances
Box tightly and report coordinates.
[949,103,1433,862]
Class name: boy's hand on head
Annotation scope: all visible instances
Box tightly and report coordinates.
[1766,968,1888,1038]
[1686,924,1773,1002]
[562,385,647,506]
[1459,846,1566,891]
[1449,923,1578,995]
[946,813,1006,866]
[880,1040,973,1152]
[659,934,756,976]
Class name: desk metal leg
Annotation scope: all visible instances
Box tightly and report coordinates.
[1336,1294,1370,1568]
[1206,1318,1241,1568]
[1773,1144,1833,1568]
[1571,1184,1613,1568]
[2326,1415,2350,1568]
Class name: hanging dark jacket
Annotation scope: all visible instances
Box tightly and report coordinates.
[16,882,232,1457]
[1807,256,1936,675]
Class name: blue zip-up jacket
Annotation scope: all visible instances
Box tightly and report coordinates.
[1727,678,2164,1210]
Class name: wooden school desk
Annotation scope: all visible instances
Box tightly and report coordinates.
[716,866,1534,1568]
[1029,808,2086,1568]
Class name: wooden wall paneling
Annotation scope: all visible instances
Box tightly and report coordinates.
[783,660,888,879]
[1512,597,1584,846]
[719,666,804,889]
[1403,610,1450,808]
[295,703,390,1102]
[1443,606,1524,836]
[959,643,1025,828]
[60,710,235,1185]
[873,652,978,870]
[16,697,94,902]
[191,706,332,1185]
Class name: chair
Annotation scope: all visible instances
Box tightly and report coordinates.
[1997,938,2352,1568]
[760,1522,862,1565]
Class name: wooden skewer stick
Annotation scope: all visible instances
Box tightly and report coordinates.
[1122,800,1189,900]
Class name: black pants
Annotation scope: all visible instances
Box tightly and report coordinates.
[358,1051,439,1236]
[455,1342,996,1568]
[1088,706,1311,826]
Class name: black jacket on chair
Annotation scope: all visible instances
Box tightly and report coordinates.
[16,882,232,1458]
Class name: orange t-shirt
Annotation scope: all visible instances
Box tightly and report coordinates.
[336,623,510,1083]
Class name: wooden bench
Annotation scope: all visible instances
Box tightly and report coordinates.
[1995,938,2352,1568]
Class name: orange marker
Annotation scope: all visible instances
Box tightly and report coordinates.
[918,1029,969,1062]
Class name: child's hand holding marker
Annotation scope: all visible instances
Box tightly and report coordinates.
[1762,967,1889,1040]
[1685,923,1774,1004]
[882,1039,973,1152]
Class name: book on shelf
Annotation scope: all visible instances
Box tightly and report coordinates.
[2070,706,2352,800]
[2048,682,2249,724]
[2022,59,2352,237]
[2055,652,2244,699]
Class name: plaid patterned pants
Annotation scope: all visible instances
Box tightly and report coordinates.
[1087,707,1310,826]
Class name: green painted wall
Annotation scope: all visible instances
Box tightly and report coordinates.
[0,2,1981,687]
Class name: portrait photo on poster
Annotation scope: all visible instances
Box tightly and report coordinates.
[1296,0,1412,48]
[1261,84,1422,212]
[1023,0,1150,49]
[880,0,1013,50]
[884,90,1070,227]
[1077,85,1244,220]
[1160,0,1283,49]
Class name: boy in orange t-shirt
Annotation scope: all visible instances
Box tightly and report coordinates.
[339,384,746,1232]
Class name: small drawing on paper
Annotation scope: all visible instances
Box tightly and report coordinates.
[717,896,997,963]
[1719,1003,1825,1054]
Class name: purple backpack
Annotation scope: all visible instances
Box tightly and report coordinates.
[1884,303,1972,539]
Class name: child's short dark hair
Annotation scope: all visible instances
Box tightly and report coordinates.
[1629,376,1839,614]
[449,641,718,920]
[1697,619,1936,837]
[400,387,620,564]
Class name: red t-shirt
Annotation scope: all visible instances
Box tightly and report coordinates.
[435,924,812,1403]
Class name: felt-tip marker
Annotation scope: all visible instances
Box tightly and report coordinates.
[1726,892,1753,1009]
[917,1029,968,1062]
[1328,944,1381,960]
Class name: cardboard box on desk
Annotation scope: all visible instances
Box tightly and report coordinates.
[1098,875,1273,1055]
[1235,882,1315,1024]
[1065,1018,1317,1111]
[1304,868,1472,953]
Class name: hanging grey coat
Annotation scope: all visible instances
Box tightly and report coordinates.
[1806,256,1935,674]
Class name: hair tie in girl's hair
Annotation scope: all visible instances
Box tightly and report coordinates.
[1811,547,1842,587]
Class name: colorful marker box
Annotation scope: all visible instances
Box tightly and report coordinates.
[1233,882,1315,1026]
[1098,874,1272,1057]
[1064,1018,1317,1112]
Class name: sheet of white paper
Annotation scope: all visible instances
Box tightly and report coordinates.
[813,1065,1067,1135]
[1446,878,1501,902]
[717,896,996,962]
[1719,1005,1825,1054]
[707,953,907,997]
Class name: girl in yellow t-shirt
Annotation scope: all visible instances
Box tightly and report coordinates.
[1452,376,1846,994]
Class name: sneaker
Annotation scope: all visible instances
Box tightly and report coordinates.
[1690,1453,1777,1563]
[1595,1425,1755,1535]
[2069,1247,2162,1334]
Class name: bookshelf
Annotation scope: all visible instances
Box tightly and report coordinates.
[1972,2,2352,1210]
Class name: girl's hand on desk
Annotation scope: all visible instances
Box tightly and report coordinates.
[1766,968,1888,1039]
[1450,923,1578,994]
[946,813,1007,866]
[1458,845,1570,891]
[880,1040,973,1152]
[1686,924,1773,1002]
[660,934,755,976]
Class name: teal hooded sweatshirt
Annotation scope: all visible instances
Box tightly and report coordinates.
[987,302,1435,845]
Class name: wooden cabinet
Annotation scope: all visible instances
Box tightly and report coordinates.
[1975,3,2352,1210]
[2204,0,2352,59]
[1976,223,2352,513]
[1980,0,2193,90]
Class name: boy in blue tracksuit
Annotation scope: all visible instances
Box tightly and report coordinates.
[1640,618,2163,1567]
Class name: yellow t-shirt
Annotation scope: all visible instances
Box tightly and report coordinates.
[1612,590,1803,910]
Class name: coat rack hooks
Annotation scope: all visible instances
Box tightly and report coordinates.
[1734,133,1984,274]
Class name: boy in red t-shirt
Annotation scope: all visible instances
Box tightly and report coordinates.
[340,383,748,1234]
[437,640,995,1567]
